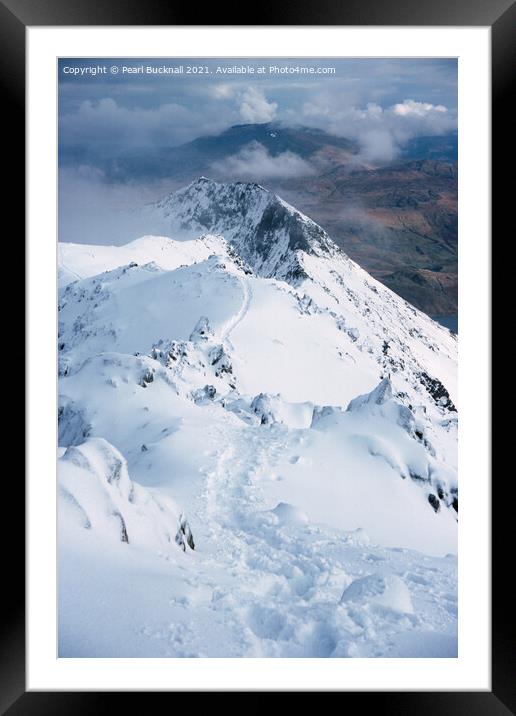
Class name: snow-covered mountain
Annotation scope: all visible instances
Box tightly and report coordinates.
[58,178,458,658]
[149,176,335,282]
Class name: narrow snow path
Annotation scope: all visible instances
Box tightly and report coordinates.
[172,421,459,658]
[220,274,252,343]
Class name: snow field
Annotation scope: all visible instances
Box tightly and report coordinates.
[57,180,458,658]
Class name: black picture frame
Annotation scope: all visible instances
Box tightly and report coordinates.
[3,0,511,711]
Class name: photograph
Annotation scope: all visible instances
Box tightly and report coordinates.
[56,56,459,659]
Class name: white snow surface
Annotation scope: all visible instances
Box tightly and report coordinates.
[58,178,458,658]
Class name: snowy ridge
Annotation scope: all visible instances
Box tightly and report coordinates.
[58,178,458,657]
[58,233,228,286]
[150,177,335,281]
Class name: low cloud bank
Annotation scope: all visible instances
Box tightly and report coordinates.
[212,141,316,181]
[298,98,456,162]
[58,167,175,246]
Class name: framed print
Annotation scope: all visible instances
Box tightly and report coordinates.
[3,0,511,710]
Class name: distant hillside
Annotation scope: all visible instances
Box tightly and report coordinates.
[276,158,457,315]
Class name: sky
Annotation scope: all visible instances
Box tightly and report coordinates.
[59,58,457,166]
[58,57,457,244]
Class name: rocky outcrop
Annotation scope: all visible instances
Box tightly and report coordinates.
[58,437,194,553]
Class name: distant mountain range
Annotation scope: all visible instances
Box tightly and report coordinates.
[99,122,457,183]
[100,123,360,183]
[63,122,458,315]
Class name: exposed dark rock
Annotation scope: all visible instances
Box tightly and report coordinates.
[419,371,456,412]
[428,493,441,513]
[450,486,458,513]
[209,345,233,376]
[139,368,155,387]
[113,511,129,543]
[58,401,91,447]
[189,316,212,342]
[175,514,195,551]
[409,470,429,484]
[103,451,124,487]
[192,385,217,404]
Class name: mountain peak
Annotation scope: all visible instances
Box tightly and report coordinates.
[184,175,266,194]
[153,178,337,282]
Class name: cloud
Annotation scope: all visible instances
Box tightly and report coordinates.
[239,88,278,124]
[210,83,235,100]
[59,96,237,159]
[359,130,398,163]
[59,89,279,165]
[212,141,315,180]
[59,59,456,173]
[393,99,447,116]
[298,98,456,162]
[58,166,175,245]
